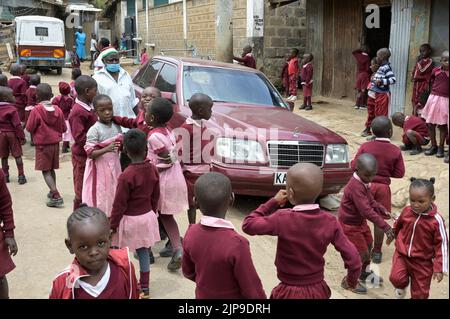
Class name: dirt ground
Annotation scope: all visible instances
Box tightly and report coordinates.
[3,62,448,299]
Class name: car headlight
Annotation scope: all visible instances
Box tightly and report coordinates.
[216,138,265,163]
[325,144,349,164]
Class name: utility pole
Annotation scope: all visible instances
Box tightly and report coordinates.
[215,0,233,63]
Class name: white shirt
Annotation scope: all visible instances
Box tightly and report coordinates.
[94,54,105,70]
[90,39,97,52]
[92,67,137,132]
[76,263,111,298]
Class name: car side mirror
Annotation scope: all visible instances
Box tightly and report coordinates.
[286,101,295,112]
[161,91,177,104]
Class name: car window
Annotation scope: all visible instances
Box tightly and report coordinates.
[155,64,177,93]
[183,66,287,108]
[134,61,163,88]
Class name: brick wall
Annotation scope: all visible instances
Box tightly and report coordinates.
[138,0,216,58]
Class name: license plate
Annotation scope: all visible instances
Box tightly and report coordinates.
[274,172,287,185]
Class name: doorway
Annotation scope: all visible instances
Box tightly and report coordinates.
[364,5,392,58]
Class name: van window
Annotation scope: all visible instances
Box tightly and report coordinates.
[35,27,48,37]
[155,64,177,93]
[134,61,163,88]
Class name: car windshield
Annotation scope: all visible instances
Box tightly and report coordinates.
[183,66,287,108]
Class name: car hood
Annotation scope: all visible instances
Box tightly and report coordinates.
[206,103,347,145]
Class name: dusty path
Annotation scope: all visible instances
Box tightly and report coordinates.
[3,62,448,299]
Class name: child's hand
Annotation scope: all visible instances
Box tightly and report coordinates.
[274,190,288,207]
[386,236,394,246]
[21,139,26,145]
[106,141,120,153]
[385,228,395,242]
[4,237,18,256]
[433,272,444,283]
[376,79,383,86]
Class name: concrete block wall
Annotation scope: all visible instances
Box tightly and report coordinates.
[262,0,307,88]
[138,0,216,58]
[232,0,248,58]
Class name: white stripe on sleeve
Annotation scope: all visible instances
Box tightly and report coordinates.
[434,214,448,274]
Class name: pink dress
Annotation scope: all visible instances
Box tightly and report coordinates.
[82,122,123,217]
[421,67,449,125]
[147,127,188,215]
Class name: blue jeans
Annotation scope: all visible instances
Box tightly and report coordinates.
[136,247,150,272]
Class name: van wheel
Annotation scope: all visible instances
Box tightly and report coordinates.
[56,67,62,75]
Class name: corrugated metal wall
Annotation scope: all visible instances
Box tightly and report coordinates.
[389,0,413,114]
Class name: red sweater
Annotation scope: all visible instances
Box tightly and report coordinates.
[113,111,150,136]
[351,139,405,185]
[394,205,448,274]
[236,53,256,69]
[338,176,391,231]
[352,50,371,75]
[412,58,434,83]
[430,67,449,98]
[110,161,160,230]
[403,116,429,138]
[242,199,362,287]
[68,101,97,156]
[7,77,28,107]
[0,171,14,238]
[26,103,66,145]
[182,224,267,299]
[0,102,26,142]
[301,62,314,85]
[49,248,139,299]
[288,57,299,76]
[25,86,37,107]
[52,95,74,120]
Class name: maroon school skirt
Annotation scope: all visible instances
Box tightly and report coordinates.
[0,132,23,158]
[0,231,15,277]
[35,143,60,171]
[270,280,331,299]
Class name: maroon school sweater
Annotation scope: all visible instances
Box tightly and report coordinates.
[352,50,371,75]
[52,95,74,120]
[25,86,37,107]
[242,199,362,287]
[338,176,391,231]
[110,161,160,230]
[7,77,27,107]
[301,62,314,84]
[68,101,97,156]
[0,170,14,238]
[0,102,25,142]
[430,67,449,98]
[403,116,429,139]
[351,139,405,185]
[182,224,266,299]
[26,103,66,145]
[113,111,150,136]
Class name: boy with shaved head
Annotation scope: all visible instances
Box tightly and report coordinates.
[233,45,256,69]
[339,153,395,293]
[243,163,362,299]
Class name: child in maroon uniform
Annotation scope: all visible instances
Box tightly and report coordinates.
[392,112,430,155]
[0,170,18,299]
[0,87,26,184]
[411,44,434,116]
[0,75,8,87]
[113,86,161,137]
[52,82,74,153]
[26,84,67,207]
[7,64,28,123]
[19,64,30,88]
[68,76,98,210]
[70,45,81,69]
[178,93,213,225]
[287,48,300,101]
[70,68,82,100]
[243,163,362,298]
[281,54,290,97]
[388,178,448,299]
[110,129,160,299]
[299,53,314,111]
[339,154,395,292]
[352,46,371,110]
[24,74,40,127]
[233,45,256,69]
[422,50,449,160]
[50,205,139,299]
[351,116,405,263]
[182,172,266,299]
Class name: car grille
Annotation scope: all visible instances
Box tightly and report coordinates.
[267,141,325,168]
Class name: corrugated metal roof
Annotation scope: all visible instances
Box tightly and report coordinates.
[389,0,413,115]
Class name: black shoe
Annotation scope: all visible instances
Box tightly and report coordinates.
[47,197,64,208]
[159,240,173,257]
[18,175,27,185]
[305,105,313,111]
[62,147,70,154]
[167,248,182,272]
[299,104,307,110]
[400,144,412,151]
[410,146,423,156]
[361,128,372,137]
[139,288,150,299]
[425,146,438,156]
[4,175,10,183]
[360,270,384,285]
[371,251,382,264]
[436,147,445,158]
[149,249,155,264]
[341,280,367,295]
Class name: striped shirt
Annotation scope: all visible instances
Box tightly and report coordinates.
[370,62,396,93]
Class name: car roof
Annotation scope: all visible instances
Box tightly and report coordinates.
[152,56,259,73]
[14,16,64,23]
